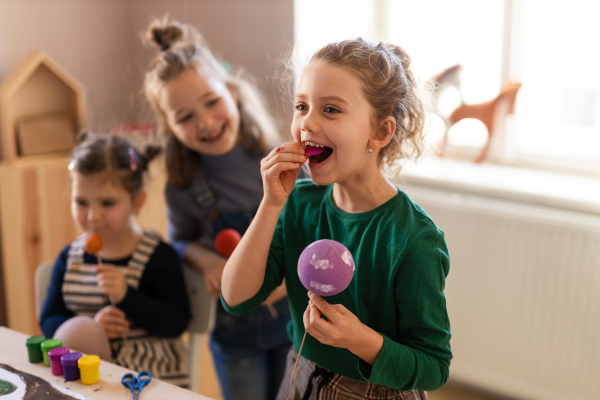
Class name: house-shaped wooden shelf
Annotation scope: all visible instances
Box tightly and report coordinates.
[0,51,86,162]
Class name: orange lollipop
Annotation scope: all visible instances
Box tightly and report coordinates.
[85,234,103,264]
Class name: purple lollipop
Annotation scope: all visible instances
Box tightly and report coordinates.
[297,239,355,296]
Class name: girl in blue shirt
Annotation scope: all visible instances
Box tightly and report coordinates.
[142,17,291,400]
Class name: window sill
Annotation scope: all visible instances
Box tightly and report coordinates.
[390,157,600,216]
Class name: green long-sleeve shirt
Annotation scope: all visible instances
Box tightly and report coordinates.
[222,179,452,391]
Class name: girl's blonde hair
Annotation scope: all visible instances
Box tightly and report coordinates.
[143,16,277,188]
[69,132,161,196]
[309,38,430,172]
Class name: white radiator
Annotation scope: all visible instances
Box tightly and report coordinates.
[400,184,600,400]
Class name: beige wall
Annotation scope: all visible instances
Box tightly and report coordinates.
[130,0,296,135]
[0,0,294,134]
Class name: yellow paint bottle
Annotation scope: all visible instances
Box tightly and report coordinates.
[78,355,100,384]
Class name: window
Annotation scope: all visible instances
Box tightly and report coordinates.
[294,0,600,177]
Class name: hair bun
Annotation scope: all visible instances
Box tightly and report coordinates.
[142,144,162,163]
[147,18,184,51]
[75,130,94,144]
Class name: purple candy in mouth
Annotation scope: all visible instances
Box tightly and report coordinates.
[305,146,324,156]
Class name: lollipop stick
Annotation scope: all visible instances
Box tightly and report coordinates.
[290,330,307,385]
[267,304,278,318]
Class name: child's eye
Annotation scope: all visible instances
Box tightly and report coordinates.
[102,200,117,207]
[177,114,193,124]
[75,199,88,207]
[295,103,308,112]
[324,106,339,114]
[206,97,221,107]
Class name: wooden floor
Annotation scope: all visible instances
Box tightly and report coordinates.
[196,334,223,400]
[429,384,501,400]
[193,335,501,400]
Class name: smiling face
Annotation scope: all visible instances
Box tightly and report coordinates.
[292,61,377,186]
[71,173,143,245]
[159,68,240,156]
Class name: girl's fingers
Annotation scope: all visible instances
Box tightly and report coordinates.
[261,152,306,173]
[105,306,126,318]
[307,292,335,321]
[269,142,305,157]
[262,142,305,164]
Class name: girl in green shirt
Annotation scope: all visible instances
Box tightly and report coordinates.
[222,38,452,399]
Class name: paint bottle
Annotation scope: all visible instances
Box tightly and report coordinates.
[48,347,70,376]
[40,339,62,367]
[25,335,45,363]
[78,355,100,385]
[61,352,82,381]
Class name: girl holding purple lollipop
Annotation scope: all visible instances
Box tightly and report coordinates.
[222,38,452,399]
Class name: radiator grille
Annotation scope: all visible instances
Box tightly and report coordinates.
[404,186,600,400]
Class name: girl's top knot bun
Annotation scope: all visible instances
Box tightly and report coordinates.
[147,19,184,52]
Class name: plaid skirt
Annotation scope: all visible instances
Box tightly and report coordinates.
[276,347,428,400]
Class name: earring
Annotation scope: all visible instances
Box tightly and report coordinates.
[368,147,373,153]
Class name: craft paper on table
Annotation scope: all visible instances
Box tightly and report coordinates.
[0,363,91,400]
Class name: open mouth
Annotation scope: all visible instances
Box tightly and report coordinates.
[304,141,333,163]
[201,126,225,143]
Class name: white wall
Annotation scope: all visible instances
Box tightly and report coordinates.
[0,0,294,134]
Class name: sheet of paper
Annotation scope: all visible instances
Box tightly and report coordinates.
[0,364,91,400]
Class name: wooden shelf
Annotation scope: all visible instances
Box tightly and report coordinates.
[0,51,86,161]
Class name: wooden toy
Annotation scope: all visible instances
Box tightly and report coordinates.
[446,80,522,163]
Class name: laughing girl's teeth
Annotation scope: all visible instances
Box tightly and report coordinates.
[303,141,324,148]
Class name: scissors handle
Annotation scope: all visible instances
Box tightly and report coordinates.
[136,371,151,389]
[122,372,136,388]
[122,370,151,397]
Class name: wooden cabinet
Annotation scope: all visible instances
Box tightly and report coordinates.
[0,156,167,335]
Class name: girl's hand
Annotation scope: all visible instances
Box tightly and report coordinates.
[260,142,306,208]
[203,257,226,299]
[95,264,128,304]
[94,305,130,339]
[184,242,227,298]
[303,291,384,365]
[262,282,287,306]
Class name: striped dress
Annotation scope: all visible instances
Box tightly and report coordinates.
[62,230,190,387]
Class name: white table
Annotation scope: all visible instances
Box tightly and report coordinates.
[0,326,214,399]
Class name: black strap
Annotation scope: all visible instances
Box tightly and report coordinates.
[302,366,335,400]
[191,171,219,220]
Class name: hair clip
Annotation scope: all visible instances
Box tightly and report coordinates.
[129,148,138,171]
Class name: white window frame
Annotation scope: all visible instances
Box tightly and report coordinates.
[294,0,600,179]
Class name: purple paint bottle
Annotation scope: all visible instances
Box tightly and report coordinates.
[48,347,69,376]
[61,352,82,381]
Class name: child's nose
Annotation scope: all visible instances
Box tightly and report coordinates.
[88,206,102,221]
[196,111,213,131]
[301,111,320,134]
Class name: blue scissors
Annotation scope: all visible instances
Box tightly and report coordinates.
[121,371,151,400]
